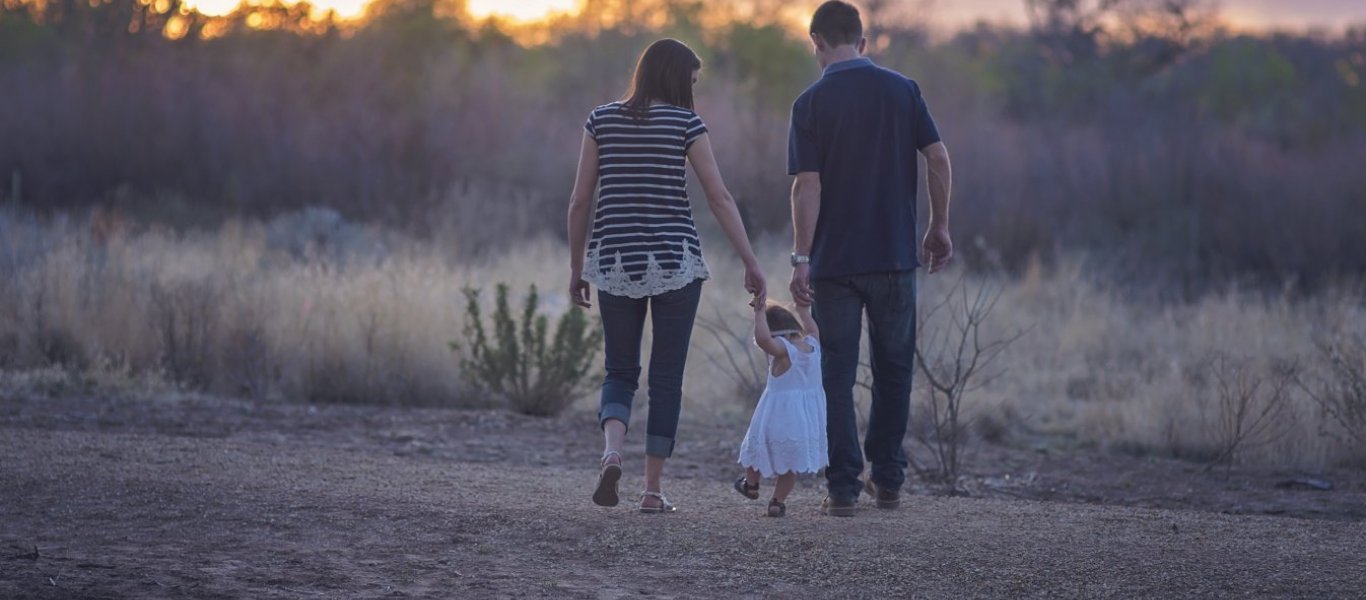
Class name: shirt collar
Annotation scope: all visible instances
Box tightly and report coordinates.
[823,57,874,76]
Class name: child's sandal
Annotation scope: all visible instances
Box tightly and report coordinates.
[767,498,786,518]
[733,476,760,500]
[639,491,677,514]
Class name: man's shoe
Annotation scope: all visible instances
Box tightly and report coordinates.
[863,479,901,510]
[820,496,857,517]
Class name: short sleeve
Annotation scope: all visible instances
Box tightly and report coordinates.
[583,110,598,140]
[684,113,707,149]
[911,81,941,149]
[787,95,820,174]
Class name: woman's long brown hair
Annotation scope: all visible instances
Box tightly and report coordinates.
[622,39,701,119]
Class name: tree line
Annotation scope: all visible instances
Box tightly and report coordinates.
[2,0,1364,291]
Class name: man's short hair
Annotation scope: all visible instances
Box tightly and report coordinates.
[810,1,863,47]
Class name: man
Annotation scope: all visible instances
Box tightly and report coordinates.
[787,0,953,517]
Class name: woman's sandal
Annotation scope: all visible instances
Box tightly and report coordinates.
[767,498,786,518]
[592,451,623,507]
[733,476,760,500]
[638,491,677,514]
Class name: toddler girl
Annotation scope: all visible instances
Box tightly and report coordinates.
[734,299,828,517]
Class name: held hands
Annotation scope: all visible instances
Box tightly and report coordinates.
[922,223,953,274]
[744,263,767,308]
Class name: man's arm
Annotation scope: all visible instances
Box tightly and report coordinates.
[920,141,953,273]
[789,171,821,305]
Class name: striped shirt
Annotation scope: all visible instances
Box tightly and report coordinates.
[582,102,711,298]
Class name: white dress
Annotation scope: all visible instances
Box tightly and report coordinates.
[738,336,829,477]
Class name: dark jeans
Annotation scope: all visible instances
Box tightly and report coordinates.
[596,279,703,458]
[813,270,917,502]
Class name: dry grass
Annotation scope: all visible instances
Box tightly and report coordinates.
[1,206,1362,468]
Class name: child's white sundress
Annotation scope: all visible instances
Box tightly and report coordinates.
[738,335,829,477]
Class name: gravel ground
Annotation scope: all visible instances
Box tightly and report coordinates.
[1,394,1363,599]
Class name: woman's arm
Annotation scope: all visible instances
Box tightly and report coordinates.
[794,303,819,341]
[752,301,787,358]
[686,133,765,305]
[567,131,599,308]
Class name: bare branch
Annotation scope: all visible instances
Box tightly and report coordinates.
[912,273,1028,492]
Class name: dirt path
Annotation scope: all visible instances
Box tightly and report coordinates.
[1,395,1364,599]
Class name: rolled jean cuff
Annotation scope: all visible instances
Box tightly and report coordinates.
[599,403,631,430]
[645,434,675,458]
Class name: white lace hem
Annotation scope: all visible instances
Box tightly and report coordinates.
[583,246,710,299]
[738,438,828,478]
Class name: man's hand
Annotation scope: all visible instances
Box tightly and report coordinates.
[569,273,592,308]
[922,223,953,274]
[790,263,814,306]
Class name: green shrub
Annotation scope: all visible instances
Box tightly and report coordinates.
[454,283,602,416]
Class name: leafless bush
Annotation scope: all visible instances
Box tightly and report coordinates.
[21,283,86,369]
[295,302,406,405]
[1300,337,1366,461]
[302,355,375,405]
[913,277,1025,491]
[149,278,218,389]
[1203,354,1298,473]
[694,307,767,406]
[215,308,274,397]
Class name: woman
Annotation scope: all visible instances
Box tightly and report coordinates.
[567,38,765,513]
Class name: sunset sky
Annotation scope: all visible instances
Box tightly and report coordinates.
[184,0,1366,31]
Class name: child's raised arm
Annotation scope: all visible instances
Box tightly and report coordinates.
[795,303,819,341]
[753,301,787,358]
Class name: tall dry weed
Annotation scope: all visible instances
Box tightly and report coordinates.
[1,207,1363,467]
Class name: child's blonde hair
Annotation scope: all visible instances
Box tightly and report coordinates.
[764,302,803,336]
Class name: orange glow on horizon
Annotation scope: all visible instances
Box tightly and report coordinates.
[180,0,577,20]
[468,0,577,23]
[172,0,1366,34]
[185,0,368,19]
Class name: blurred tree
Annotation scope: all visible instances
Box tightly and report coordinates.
[1,0,1364,288]
[1025,0,1118,63]
[1109,0,1217,76]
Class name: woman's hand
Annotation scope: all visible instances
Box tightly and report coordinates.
[744,263,766,307]
[569,273,592,309]
[749,290,765,312]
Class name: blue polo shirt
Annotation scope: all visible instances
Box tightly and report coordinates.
[788,57,941,279]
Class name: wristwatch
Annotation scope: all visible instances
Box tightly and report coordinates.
[790,253,811,266]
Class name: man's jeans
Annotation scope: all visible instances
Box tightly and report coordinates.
[596,279,703,458]
[813,271,916,502]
